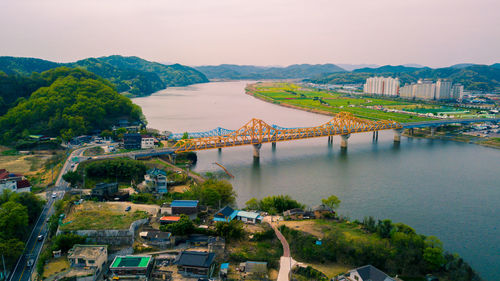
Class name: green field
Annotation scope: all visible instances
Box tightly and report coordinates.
[249,82,434,123]
[60,202,149,230]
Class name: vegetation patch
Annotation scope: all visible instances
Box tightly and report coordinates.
[60,202,148,230]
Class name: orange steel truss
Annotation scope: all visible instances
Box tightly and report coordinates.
[174,112,402,152]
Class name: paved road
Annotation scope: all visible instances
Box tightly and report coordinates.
[264,216,297,281]
[8,146,89,281]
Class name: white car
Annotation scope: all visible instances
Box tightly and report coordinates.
[52,193,57,199]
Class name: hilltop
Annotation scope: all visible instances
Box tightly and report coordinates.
[0,55,208,97]
[195,63,346,80]
[307,64,500,91]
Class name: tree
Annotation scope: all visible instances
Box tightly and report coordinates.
[52,233,87,252]
[377,219,393,239]
[245,198,260,210]
[63,171,81,187]
[0,238,25,267]
[161,214,195,235]
[321,195,341,210]
[215,220,244,242]
[0,201,29,239]
[181,132,189,139]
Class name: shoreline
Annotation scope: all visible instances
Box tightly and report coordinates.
[245,84,500,150]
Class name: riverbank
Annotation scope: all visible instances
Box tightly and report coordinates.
[404,127,500,149]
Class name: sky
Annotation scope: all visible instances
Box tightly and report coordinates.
[0,0,499,68]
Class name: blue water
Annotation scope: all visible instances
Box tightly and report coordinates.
[134,81,500,280]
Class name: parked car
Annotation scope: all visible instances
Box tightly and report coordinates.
[52,193,57,198]
[125,206,131,211]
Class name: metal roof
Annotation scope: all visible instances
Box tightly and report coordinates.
[236,211,261,220]
[171,200,199,208]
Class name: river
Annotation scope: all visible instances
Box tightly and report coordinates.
[133,81,500,280]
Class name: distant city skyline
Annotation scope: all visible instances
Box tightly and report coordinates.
[1,0,499,68]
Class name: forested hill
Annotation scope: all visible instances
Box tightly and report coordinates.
[194,63,346,80]
[0,55,208,97]
[0,67,144,144]
[306,64,500,92]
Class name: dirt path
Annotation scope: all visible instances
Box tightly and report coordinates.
[263,216,297,281]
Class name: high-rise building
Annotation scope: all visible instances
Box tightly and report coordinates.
[363,77,399,96]
[452,84,464,99]
[435,79,452,100]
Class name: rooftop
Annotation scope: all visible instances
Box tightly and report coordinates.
[160,216,181,222]
[110,256,152,269]
[171,200,199,208]
[350,265,395,281]
[68,245,107,259]
[175,251,215,268]
[237,210,261,220]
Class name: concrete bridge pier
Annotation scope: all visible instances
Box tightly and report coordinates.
[394,129,403,142]
[328,136,334,144]
[272,142,276,150]
[372,131,379,141]
[218,148,222,153]
[430,126,437,136]
[253,143,262,158]
[168,153,177,164]
[340,134,350,149]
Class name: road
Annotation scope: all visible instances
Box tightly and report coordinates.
[8,146,90,281]
[263,216,297,281]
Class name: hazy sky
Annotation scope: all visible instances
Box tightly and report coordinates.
[1,0,498,67]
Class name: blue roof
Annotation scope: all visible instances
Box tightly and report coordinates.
[220,263,229,269]
[171,200,199,208]
[214,206,238,222]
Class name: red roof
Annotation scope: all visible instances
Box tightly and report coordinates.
[160,216,181,222]
[16,179,31,189]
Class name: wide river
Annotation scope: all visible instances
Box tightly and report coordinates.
[134,81,500,280]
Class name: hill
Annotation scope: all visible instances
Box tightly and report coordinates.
[195,63,345,79]
[0,67,143,144]
[308,64,500,91]
[0,56,208,97]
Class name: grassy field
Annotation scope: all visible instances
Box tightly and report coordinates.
[60,201,149,231]
[248,82,435,123]
[42,256,70,279]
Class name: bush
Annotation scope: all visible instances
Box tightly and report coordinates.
[245,195,304,214]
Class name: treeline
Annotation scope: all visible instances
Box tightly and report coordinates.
[280,218,481,281]
[307,64,500,92]
[83,158,148,183]
[0,67,143,143]
[0,55,208,98]
[0,190,45,268]
[245,195,305,214]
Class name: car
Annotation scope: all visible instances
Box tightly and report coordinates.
[52,193,57,199]
[37,234,44,241]
[87,157,92,160]
[27,259,34,267]
[125,206,131,212]
[70,163,75,168]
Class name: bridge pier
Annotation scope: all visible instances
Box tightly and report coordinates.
[253,143,262,158]
[430,127,436,136]
[394,129,403,142]
[271,142,276,150]
[218,148,222,153]
[372,131,378,141]
[328,136,334,144]
[340,134,350,149]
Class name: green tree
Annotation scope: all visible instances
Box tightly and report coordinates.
[52,233,87,252]
[245,198,260,210]
[321,195,341,210]
[161,214,195,235]
[215,220,244,242]
[0,201,29,239]
[181,132,189,139]
[63,171,81,187]
[0,238,25,267]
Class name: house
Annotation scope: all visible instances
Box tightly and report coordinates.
[140,231,172,243]
[159,216,181,225]
[171,200,199,215]
[208,236,226,255]
[67,244,107,275]
[236,210,262,224]
[175,251,216,278]
[124,133,142,150]
[313,204,334,219]
[239,261,268,278]
[187,234,210,246]
[109,255,153,279]
[333,265,395,281]
[0,170,31,193]
[283,208,305,220]
[145,168,168,194]
[70,135,92,146]
[213,206,238,222]
[141,135,155,149]
[220,263,229,279]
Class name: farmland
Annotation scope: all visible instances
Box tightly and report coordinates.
[246,82,435,123]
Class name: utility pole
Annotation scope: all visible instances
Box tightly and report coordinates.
[2,254,6,281]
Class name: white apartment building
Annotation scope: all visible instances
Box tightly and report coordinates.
[141,135,155,149]
[363,77,399,96]
[435,79,453,100]
[452,84,464,99]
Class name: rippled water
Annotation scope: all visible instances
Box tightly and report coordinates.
[134,81,500,280]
